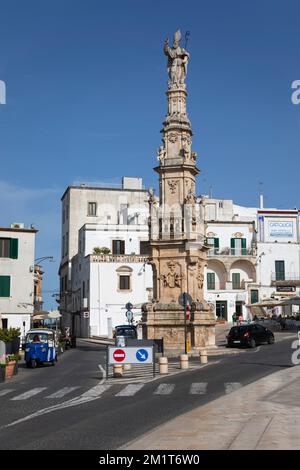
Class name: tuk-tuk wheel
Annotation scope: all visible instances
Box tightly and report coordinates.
[30,359,37,368]
[51,360,55,366]
[26,361,31,368]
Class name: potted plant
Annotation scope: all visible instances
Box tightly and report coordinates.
[4,353,19,380]
[93,247,111,259]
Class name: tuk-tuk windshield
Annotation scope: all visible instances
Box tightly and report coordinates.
[26,333,50,344]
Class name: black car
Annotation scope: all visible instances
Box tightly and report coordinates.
[113,324,137,342]
[227,324,275,348]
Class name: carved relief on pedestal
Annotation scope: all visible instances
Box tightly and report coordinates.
[167,179,179,194]
[160,260,184,289]
[168,132,178,143]
[196,259,205,301]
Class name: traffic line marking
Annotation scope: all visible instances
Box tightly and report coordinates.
[154,384,175,395]
[115,384,145,396]
[45,387,80,399]
[0,389,15,397]
[11,387,47,400]
[190,382,208,395]
[224,382,242,394]
[82,383,111,398]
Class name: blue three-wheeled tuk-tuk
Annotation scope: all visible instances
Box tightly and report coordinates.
[25,329,57,368]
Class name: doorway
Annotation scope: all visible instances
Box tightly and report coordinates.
[216,301,227,321]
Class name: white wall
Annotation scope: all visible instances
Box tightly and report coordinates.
[89,261,152,336]
[0,230,35,314]
[79,224,149,257]
[206,222,255,252]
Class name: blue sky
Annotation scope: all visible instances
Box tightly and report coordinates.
[1,0,300,307]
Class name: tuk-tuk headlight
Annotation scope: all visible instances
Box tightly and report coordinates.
[25,348,30,352]
[41,348,46,352]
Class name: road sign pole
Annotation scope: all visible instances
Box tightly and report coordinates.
[106,345,109,380]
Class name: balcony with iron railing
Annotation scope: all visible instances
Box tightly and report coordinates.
[90,254,149,263]
[207,247,256,257]
[271,272,300,286]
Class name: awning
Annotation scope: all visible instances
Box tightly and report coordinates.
[278,296,300,306]
[33,310,61,320]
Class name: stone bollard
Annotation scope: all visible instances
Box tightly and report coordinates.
[180,354,189,369]
[113,364,123,378]
[159,356,168,374]
[200,350,208,364]
[123,364,131,371]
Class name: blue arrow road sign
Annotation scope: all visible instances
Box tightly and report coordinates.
[136,348,149,362]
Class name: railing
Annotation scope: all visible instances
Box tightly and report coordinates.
[207,247,255,257]
[271,272,300,281]
[91,254,149,263]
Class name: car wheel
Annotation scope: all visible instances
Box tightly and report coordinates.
[249,338,256,348]
[268,336,275,344]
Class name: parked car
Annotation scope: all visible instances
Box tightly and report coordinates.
[113,324,137,346]
[227,324,275,348]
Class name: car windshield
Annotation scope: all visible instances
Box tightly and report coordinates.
[116,328,136,337]
[230,326,248,334]
[26,333,50,344]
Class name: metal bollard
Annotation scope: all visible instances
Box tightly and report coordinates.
[113,364,123,377]
[123,363,131,371]
[200,350,208,364]
[180,354,189,369]
[159,356,168,374]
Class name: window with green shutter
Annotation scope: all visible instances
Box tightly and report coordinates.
[275,261,285,281]
[232,273,241,289]
[0,238,18,259]
[207,272,216,290]
[0,276,11,297]
[10,238,18,259]
[251,290,259,304]
[231,238,247,256]
[207,237,219,254]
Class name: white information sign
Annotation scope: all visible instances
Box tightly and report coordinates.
[108,346,153,365]
[268,220,293,237]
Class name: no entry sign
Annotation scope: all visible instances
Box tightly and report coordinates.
[113,349,126,362]
[108,346,153,365]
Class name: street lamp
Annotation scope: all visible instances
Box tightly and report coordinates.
[34,256,54,264]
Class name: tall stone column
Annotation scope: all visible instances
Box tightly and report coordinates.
[142,30,216,353]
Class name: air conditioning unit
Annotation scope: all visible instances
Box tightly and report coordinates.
[11,223,24,229]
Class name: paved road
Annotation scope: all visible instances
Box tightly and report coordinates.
[0,335,297,449]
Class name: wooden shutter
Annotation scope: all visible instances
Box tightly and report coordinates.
[0,276,11,297]
[207,273,215,290]
[232,273,240,289]
[241,238,247,255]
[10,238,18,259]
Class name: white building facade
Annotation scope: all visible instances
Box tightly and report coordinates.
[0,224,37,336]
[59,177,153,337]
[203,197,300,321]
[60,178,300,333]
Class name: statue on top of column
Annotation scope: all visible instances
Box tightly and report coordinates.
[164,30,190,88]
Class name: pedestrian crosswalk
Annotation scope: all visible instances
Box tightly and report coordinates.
[0,381,242,402]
